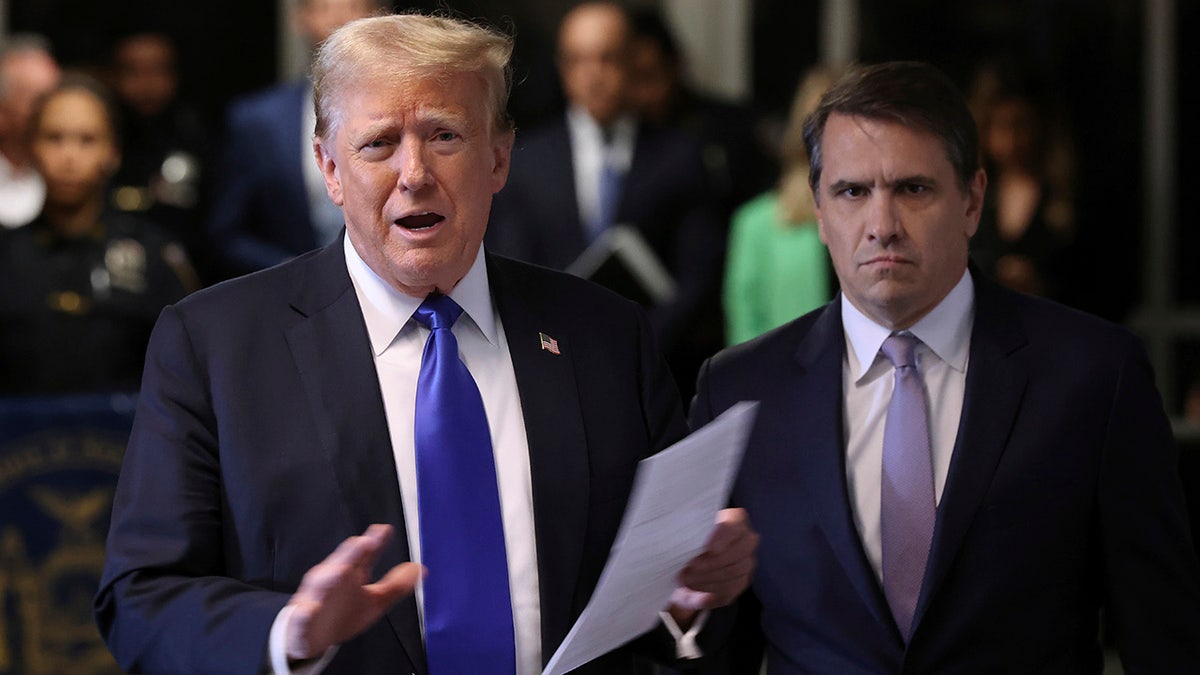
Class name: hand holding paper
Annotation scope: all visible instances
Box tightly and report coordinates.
[669,507,759,624]
[542,401,759,675]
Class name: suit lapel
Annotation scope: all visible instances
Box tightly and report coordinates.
[282,240,426,673]
[487,255,590,664]
[912,274,1029,633]
[792,302,896,628]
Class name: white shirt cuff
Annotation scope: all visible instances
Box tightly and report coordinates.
[269,604,339,675]
[658,609,710,659]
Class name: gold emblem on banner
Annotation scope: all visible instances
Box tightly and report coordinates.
[0,430,125,674]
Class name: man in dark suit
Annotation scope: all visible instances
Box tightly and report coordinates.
[96,13,756,675]
[206,0,381,277]
[690,62,1200,672]
[486,2,725,399]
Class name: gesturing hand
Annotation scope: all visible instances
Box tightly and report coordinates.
[285,524,422,660]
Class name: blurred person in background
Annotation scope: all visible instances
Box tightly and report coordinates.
[0,75,196,395]
[107,29,215,282]
[488,1,723,399]
[625,8,775,221]
[968,61,1076,300]
[0,35,60,230]
[722,67,835,346]
[206,0,384,278]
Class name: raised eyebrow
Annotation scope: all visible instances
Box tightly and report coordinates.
[417,108,472,133]
[887,174,940,189]
[827,178,869,194]
[350,120,398,145]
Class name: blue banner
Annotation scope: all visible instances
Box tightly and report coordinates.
[0,394,135,675]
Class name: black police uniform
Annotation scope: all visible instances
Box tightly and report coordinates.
[0,211,195,395]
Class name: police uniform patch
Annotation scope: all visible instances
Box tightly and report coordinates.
[103,239,146,294]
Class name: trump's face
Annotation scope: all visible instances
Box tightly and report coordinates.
[315,70,513,297]
[815,113,985,329]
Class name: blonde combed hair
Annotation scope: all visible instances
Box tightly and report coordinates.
[311,13,514,140]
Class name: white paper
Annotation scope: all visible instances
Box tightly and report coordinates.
[542,401,759,675]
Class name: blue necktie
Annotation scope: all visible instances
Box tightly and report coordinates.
[413,294,515,674]
[589,160,624,241]
[879,333,935,641]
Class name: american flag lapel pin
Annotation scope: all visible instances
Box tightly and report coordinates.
[539,332,561,355]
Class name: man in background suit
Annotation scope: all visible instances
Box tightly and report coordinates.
[486,1,725,399]
[206,0,381,277]
[96,12,756,675]
[690,62,1200,672]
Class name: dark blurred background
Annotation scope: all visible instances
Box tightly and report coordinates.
[1,2,1197,673]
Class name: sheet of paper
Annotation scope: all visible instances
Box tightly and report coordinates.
[542,400,758,675]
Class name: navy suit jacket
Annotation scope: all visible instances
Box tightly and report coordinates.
[486,115,724,351]
[207,81,320,276]
[690,272,1200,673]
[95,236,694,674]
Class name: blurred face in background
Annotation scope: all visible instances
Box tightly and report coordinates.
[557,3,630,126]
[295,0,379,46]
[32,88,120,211]
[982,97,1040,171]
[0,49,61,156]
[627,36,676,124]
[112,33,178,119]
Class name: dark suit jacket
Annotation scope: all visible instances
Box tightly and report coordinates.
[690,272,1200,673]
[486,115,724,356]
[95,236,694,674]
[207,81,320,276]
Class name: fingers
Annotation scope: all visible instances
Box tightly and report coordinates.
[703,508,755,552]
[676,508,760,608]
[325,523,393,569]
[286,525,408,659]
[365,562,424,608]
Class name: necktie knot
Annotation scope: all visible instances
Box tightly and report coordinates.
[414,294,463,332]
[881,333,920,370]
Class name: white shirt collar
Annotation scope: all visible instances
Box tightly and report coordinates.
[343,236,497,356]
[565,105,636,171]
[842,268,975,382]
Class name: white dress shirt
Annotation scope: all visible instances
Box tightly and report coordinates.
[565,106,635,229]
[840,270,975,583]
[270,239,541,674]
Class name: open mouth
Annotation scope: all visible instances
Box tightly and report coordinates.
[395,212,445,230]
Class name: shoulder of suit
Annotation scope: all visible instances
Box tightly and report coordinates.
[975,278,1143,360]
[176,244,329,316]
[712,302,834,368]
[488,252,641,313]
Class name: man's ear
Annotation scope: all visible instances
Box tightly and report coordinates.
[963,168,987,238]
[313,137,343,206]
[489,128,515,194]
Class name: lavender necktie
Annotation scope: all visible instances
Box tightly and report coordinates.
[413,294,515,674]
[879,333,935,641]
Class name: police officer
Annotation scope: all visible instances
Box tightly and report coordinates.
[0,75,196,395]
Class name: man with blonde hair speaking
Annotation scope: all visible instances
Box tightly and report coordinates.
[96,13,756,675]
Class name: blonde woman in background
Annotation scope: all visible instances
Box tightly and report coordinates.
[722,67,835,345]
